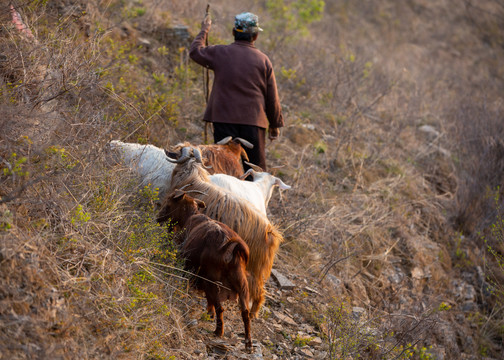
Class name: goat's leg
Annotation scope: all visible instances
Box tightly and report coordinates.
[206,303,216,319]
[249,288,265,318]
[241,308,252,349]
[206,286,224,336]
[214,303,224,337]
[238,279,252,349]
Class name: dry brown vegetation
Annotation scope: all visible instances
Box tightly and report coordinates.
[1,0,504,359]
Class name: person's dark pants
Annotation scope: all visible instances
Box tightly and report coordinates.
[212,122,267,171]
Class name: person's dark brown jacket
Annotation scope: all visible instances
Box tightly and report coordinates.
[189,25,284,130]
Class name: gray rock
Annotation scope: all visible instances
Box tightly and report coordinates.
[461,302,477,312]
[351,307,366,321]
[451,280,476,301]
[419,124,440,137]
[186,319,198,327]
[296,347,314,357]
[309,337,323,346]
[273,310,298,326]
[271,269,296,290]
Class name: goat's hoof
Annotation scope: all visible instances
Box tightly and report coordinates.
[244,340,253,352]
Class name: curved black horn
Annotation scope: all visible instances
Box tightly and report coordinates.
[235,137,254,149]
[165,146,190,163]
[193,147,213,169]
[216,136,233,145]
[193,147,203,163]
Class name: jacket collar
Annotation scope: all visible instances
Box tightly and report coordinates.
[232,40,255,48]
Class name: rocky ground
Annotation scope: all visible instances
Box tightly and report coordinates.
[2,1,504,359]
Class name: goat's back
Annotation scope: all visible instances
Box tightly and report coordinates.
[169,160,283,314]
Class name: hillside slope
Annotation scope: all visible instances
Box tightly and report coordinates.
[1,0,504,359]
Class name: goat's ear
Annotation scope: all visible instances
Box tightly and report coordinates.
[275,177,292,190]
[222,242,238,264]
[195,199,206,209]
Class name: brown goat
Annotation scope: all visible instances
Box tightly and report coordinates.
[173,137,252,177]
[158,189,252,349]
[161,154,283,317]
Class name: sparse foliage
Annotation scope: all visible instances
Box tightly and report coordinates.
[1,0,504,358]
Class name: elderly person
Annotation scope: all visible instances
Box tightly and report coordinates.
[189,12,284,171]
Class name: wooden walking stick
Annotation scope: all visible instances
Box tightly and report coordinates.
[203,4,211,144]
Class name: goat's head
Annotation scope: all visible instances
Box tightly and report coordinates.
[165,146,191,163]
[243,162,291,189]
[165,146,213,171]
[157,188,206,225]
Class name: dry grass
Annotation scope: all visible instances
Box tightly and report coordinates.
[1,0,504,358]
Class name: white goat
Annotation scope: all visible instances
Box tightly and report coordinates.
[108,140,190,200]
[209,168,291,216]
[109,140,290,210]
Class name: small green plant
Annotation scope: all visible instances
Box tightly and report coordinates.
[294,334,313,347]
[280,66,297,80]
[71,204,91,225]
[123,6,146,18]
[403,344,434,359]
[0,208,13,231]
[157,46,169,56]
[266,0,325,39]
[314,140,327,154]
[363,61,373,79]
[200,312,212,322]
[474,188,504,358]
[45,145,78,170]
[323,300,376,359]
[321,299,435,359]
[153,72,168,85]
[126,271,158,312]
[438,302,452,312]
[2,153,29,179]
[128,54,139,64]
[123,186,177,264]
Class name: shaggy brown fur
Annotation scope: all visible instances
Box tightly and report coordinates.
[159,158,283,317]
[158,190,252,348]
[173,140,249,177]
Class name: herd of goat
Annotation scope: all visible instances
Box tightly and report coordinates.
[109,137,292,349]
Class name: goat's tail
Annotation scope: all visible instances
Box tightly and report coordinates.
[248,225,283,318]
[222,238,251,317]
[221,237,249,265]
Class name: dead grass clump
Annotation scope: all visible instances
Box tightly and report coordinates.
[3,0,504,357]
[1,139,193,358]
[0,229,75,359]
[321,297,439,360]
[450,99,504,236]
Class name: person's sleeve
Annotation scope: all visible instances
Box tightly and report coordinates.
[189,25,215,69]
[265,62,284,129]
